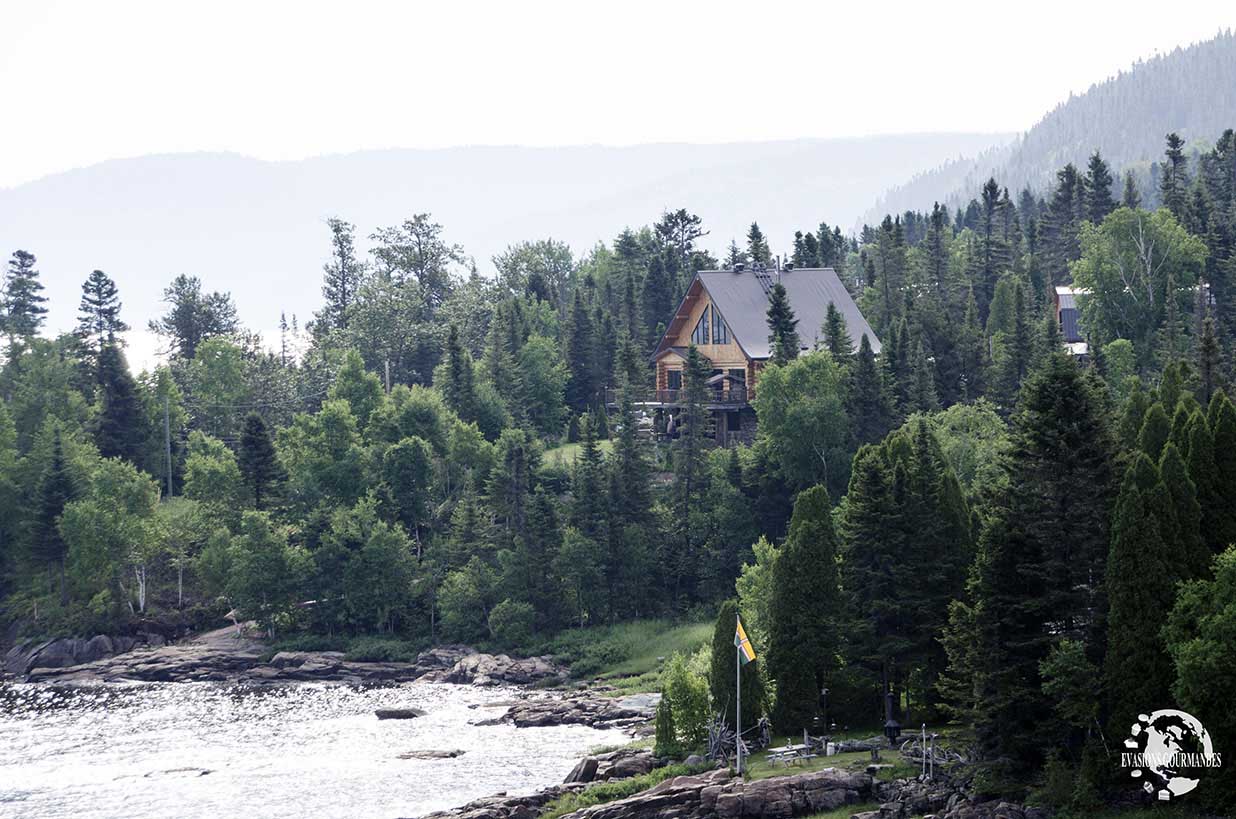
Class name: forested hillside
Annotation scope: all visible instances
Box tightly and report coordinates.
[4,118,1236,810]
[866,29,1236,223]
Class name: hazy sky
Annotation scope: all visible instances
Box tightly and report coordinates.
[1,0,1233,189]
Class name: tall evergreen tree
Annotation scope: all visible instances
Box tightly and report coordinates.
[822,302,853,362]
[1104,454,1183,734]
[768,486,840,732]
[1083,151,1116,223]
[564,288,598,412]
[746,222,771,265]
[1161,132,1191,219]
[971,353,1117,771]
[238,413,283,510]
[76,269,129,354]
[319,217,366,332]
[32,431,76,605]
[1121,171,1142,209]
[441,324,477,422]
[3,250,47,352]
[766,282,800,365]
[93,344,148,464]
[669,346,712,604]
[847,334,893,446]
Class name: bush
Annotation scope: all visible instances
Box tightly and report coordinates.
[488,599,535,648]
[343,636,419,663]
[662,653,709,750]
[653,698,681,758]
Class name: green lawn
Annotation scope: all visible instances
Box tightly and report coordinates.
[547,618,712,691]
[543,439,614,467]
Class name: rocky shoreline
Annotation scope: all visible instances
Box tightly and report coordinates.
[3,627,565,688]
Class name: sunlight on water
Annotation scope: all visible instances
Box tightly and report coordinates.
[0,682,626,819]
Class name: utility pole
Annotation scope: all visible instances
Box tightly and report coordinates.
[384,359,391,394]
[164,392,173,497]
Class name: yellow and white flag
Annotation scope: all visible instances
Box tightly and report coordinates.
[734,616,756,665]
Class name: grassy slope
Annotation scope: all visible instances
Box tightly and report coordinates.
[542,439,615,468]
[548,619,713,693]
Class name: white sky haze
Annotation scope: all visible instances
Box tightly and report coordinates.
[1,0,1233,189]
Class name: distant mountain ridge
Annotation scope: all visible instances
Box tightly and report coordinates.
[0,134,1011,343]
[864,29,1236,224]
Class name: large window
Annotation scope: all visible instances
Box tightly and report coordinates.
[667,369,682,390]
[711,305,728,344]
[691,309,710,345]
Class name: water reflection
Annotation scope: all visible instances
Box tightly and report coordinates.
[0,682,626,819]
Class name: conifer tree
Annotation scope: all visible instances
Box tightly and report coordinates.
[822,302,853,362]
[238,413,283,510]
[1083,151,1116,223]
[971,354,1117,771]
[1185,412,1225,557]
[1117,380,1152,450]
[847,334,893,446]
[442,324,477,422]
[958,287,987,400]
[766,282,800,365]
[1105,454,1182,733]
[1208,391,1236,551]
[93,344,148,464]
[32,431,76,604]
[570,413,608,544]
[640,253,676,350]
[746,222,771,265]
[768,486,840,732]
[991,283,1033,412]
[3,250,47,352]
[709,598,765,731]
[76,269,129,354]
[1137,402,1171,461]
[670,346,712,603]
[564,288,598,412]
[1159,442,1208,579]
[1198,312,1222,404]
[1121,171,1142,209]
[320,218,365,332]
[910,339,939,413]
[607,381,654,614]
[1161,132,1191,219]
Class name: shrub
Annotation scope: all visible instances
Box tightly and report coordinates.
[488,599,535,649]
[662,653,709,750]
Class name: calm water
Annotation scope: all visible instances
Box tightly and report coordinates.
[0,682,626,819]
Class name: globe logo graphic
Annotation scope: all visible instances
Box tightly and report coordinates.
[1124,709,1216,800]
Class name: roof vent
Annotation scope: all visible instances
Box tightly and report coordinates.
[733,262,745,272]
[784,262,794,271]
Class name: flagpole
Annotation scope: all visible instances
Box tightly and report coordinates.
[736,612,742,775]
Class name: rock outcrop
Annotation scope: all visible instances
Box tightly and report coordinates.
[480,692,657,730]
[430,653,567,687]
[564,767,871,819]
[376,708,428,720]
[414,784,588,819]
[858,777,1051,819]
[564,748,660,784]
[4,633,162,676]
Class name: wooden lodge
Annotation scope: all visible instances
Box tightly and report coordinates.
[617,263,880,447]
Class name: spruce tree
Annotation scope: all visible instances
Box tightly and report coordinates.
[76,269,129,353]
[972,353,1117,771]
[709,598,765,731]
[746,222,771,265]
[766,282,800,365]
[822,302,853,362]
[669,346,711,603]
[320,218,364,332]
[3,250,47,351]
[1185,412,1225,557]
[1207,391,1236,552]
[1105,455,1182,734]
[1159,442,1208,579]
[564,289,598,412]
[1121,171,1142,209]
[32,431,76,604]
[768,486,840,733]
[93,344,148,464]
[1137,402,1171,461]
[238,413,283,510]
[847,334,893,446]
[1083,151,1116,223]
[958,287,987,400]
[1161,132,1191,219]
[1198,312,1222,404]
[442,324,477,422]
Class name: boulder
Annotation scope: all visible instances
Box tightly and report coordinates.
[564,757,599,784]
[80,635,115,663]
[376,707,427,720]
[398,749,465,759]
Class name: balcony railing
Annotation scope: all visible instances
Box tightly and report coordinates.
[605,386,754,406]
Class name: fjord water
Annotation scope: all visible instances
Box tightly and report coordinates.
[0,682,625,818]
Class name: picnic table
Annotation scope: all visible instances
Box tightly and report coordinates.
[765,742,817,766]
